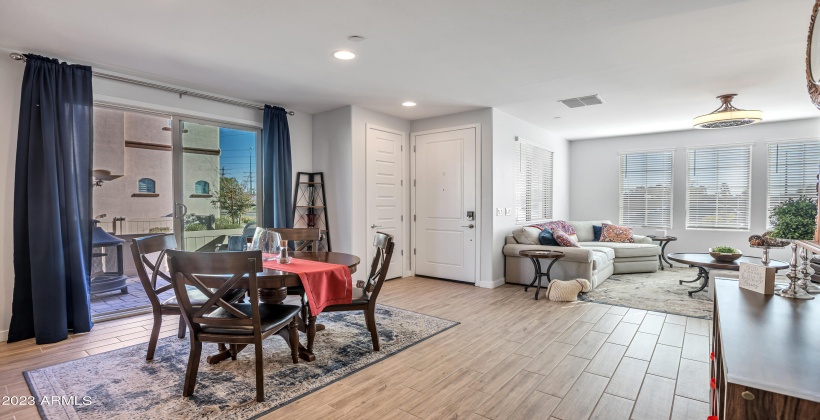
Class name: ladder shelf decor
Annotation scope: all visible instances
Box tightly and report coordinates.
[292,172,331,251]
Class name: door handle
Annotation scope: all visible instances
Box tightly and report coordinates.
[461,224,475,229]
[370,224,383,229]
[176,203,188,218]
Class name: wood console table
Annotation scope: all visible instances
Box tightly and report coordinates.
[712,279,820,419]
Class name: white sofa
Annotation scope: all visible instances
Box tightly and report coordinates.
[503,220,661,288]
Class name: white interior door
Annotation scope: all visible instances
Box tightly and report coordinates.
[366,126,404,279]
[413,127,477,283]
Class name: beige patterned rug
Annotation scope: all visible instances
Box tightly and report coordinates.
[579,267,716,318]
[24,305,457,419]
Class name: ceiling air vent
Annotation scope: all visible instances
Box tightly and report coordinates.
[559,94,604,108]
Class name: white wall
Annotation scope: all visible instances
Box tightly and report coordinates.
[569,118,820,264]
[410,109,495,286]
[0,47,313,339]
[350,106,411,276]
[0,50,24,342]
[492,109,570,283]
[312,106,353,254]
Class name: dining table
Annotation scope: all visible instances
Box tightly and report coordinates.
[201,251,361,364]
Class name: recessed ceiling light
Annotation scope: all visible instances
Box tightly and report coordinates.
[348,35,366,42]
[402,101,416,107]
[333,50,355,60]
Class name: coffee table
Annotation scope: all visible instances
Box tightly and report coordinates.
[667,253,789,297]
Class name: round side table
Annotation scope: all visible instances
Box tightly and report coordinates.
[519,250,565,300]
[648,236,677,271]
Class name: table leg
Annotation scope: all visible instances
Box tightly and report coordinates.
[661,242,673,268]
[679,265,704,285]
[207,344,248,364]
[534,259,544,300]
[658,255,664,271]
[687,267,710,297]
[524,257,540,292]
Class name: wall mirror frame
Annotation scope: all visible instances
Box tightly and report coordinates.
[807,0,820,109]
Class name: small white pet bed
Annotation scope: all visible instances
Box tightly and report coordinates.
[545,278,592,302]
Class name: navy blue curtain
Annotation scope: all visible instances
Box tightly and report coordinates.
[9,55,94,344]
[261,105,293,228]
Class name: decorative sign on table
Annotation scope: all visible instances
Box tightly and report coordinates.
[738,262,776,294]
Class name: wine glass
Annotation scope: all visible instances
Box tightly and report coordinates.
[251,228,281,261]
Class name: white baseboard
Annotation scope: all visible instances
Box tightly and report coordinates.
[0,329,7,342]
[477,278,505,289]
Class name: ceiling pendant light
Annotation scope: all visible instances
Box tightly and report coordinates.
[693,94,762,129]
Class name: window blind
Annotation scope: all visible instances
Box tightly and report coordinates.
[515,139,553,224]
[686,145,752,230]
[619,150,673,229]
[767,140,820,227]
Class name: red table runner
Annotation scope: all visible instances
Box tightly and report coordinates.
[261,256,352,315]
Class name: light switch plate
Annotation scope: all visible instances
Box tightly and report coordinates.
[496,208,503,216]
[505,208,512,216]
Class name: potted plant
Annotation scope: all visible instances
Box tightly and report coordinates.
[769,196,818,241]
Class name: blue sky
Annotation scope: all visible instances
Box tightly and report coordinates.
[218,127,257,192]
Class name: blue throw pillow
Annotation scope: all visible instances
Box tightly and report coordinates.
[593,225,603,241]
[538,228,558,246]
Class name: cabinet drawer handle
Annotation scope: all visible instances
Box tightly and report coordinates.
[741,391,755,401]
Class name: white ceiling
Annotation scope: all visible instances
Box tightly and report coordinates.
[0,0,817,139]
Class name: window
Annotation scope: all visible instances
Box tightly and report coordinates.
[138,178,156,193]
[619,150,673,229]
[195,180,210,195]
[515,138,553,224]
[686,145,752,230]
[767,140,820,227]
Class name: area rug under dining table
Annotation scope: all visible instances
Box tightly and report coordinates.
[24,305,457,419]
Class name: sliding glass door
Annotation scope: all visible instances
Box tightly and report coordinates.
[174,117,261,251]
[90,106,260,320]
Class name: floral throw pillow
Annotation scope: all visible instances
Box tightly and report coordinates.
[599,223,634,243]
[552,228,580,247]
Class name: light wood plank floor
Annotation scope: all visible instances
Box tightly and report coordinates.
[0,277,712,420]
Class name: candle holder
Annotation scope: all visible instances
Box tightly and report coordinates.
[778,243,815,300]
[798,247,820,294]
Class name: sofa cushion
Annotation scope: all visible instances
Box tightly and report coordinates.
[568,220,611,242]
[538,228,558,246]
[512,227,542,244]
[589,250,613,271]
[599,223,634,243]
[593,225,603,241]
[578,242,660,258]
[579,246,616,261]
[553,229,580,247]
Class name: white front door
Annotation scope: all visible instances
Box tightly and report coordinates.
[366,126,405,280]
[413,127,477,283]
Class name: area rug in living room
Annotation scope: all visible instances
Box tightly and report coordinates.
[24,305,457,420]
[579,267,715,318]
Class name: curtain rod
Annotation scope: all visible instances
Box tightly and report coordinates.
[9,52,294,115]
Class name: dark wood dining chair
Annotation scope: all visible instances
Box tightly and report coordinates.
[130,234,246,361]
[166,250,301,402]
[323,232,394,351]
[270,228,321,251]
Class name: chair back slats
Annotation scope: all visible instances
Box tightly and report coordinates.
[167,250,262,336]
[131,234,178,309]
[365,233,395,300]
[270,228,321,251]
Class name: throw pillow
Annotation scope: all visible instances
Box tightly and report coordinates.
[552,228,580,247]
[599,223,634,243]
[538,228,558,246]
[593,225,603,241]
